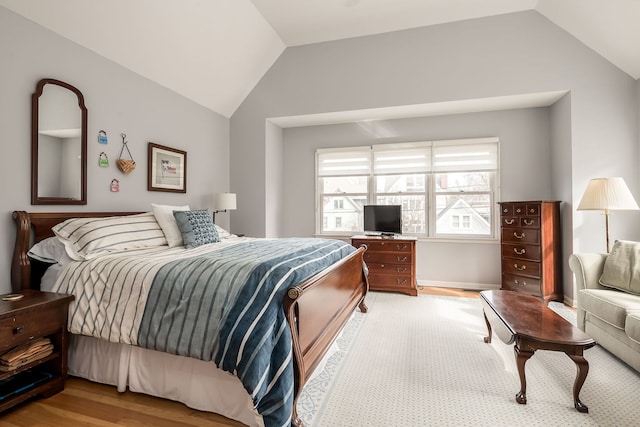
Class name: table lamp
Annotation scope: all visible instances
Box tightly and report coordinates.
[213,192,236,223]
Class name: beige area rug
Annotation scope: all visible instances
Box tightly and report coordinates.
[299,291,639,427]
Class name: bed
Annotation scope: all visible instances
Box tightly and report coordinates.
[11,210,369,427]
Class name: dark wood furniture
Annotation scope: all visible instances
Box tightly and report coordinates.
[498,201,562,304]
[31,78,87,205]
[480,290,595,413]
[351,235,417,296]
[0,289,74,413]
[11,211,368,427]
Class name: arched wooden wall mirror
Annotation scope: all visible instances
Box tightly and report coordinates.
[32,78,87,205]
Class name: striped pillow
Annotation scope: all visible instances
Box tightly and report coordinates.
[53,212,168,260]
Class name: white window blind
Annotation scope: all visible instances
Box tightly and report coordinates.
[432,138,498,172]
[373,142,431,174]
[317,147,371,176]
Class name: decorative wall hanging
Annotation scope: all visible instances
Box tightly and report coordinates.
[98,130,108,144]
[116,133,136,175]
[110,179,120,192]
[98,152,109,167]
[148,142,187,193]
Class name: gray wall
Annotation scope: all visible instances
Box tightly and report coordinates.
[231,10,639,302]
[0,7,230,294]
[282,108,551,286]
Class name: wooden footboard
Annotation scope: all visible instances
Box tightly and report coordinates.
[284,245,368,427]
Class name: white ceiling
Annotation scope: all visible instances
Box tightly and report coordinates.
[2,0,639,119]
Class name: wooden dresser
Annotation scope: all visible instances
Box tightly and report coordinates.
[351,235,417,296]
[498,201,562,304]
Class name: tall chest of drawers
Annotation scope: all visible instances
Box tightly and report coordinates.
[351,235,417,296]
[498,201,562,305]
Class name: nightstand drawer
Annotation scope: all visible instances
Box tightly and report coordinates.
[0,305,66,350]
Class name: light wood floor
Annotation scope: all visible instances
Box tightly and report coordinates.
[0,287,476,427]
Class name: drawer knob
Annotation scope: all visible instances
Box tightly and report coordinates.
[514,279,527,286]
[397,256,408,262]
[396,279,408,285]
[380,264,385,268]
[504,219,514,225]
[513,248,526,255]
[396,267,407,273]
[396,244,407,250]
[523,219,534,226]
[13,326,24,335]
[514,263,526,271]
[513,232,525,239]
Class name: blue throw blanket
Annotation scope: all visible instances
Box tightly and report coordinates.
[137,238,356,427]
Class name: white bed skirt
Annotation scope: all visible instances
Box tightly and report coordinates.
[68,334,264,427]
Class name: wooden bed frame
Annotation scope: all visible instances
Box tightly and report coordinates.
[11,210,369,426]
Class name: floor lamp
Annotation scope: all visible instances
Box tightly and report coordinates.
[213,192,236,223]
[577,177,639,252]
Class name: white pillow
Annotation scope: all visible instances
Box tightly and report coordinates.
[27,236,67,264]
[152,203,190,247]
[53,212,167,260]
[215,224,233,239]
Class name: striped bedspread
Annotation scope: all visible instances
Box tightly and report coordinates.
[52,237,356,427]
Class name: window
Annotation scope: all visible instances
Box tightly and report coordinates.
[451,215,471,229]
[316,138,499,239]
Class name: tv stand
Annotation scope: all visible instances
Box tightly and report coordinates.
[351,235,417,296]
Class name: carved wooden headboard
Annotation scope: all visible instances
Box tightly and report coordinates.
[11,211,142,292]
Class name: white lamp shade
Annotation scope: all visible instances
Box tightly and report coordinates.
[577,177,639,211]
[215,192,237,211]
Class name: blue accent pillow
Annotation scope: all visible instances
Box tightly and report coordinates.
[172,209,220,248]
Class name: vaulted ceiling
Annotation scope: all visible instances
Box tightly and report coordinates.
[1,0,638,118]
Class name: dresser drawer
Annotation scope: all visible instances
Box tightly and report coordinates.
[501,228,540,245]
[353,240,412,253]
[520,217,539,228]
[501,216,518,227]
[0,305,66,350]
[502,273,542,297]
[501,203,541,215]
[501,258,541,278]
[366,262,412,276]
[501,243,541,262]
[364,252,412,264]
[367,274,414,288]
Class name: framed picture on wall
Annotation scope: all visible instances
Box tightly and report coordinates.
[147,142,187,192]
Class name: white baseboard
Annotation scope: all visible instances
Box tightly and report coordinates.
[418,279,500,291]
[418,280,576,307]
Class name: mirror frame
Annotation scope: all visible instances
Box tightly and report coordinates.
[31,78,87,205]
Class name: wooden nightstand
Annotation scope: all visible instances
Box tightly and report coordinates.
[0,289,74,413]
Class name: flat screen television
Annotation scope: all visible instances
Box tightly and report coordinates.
[363,205,402,236]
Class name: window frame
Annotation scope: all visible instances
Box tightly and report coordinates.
[316,138,499,240]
